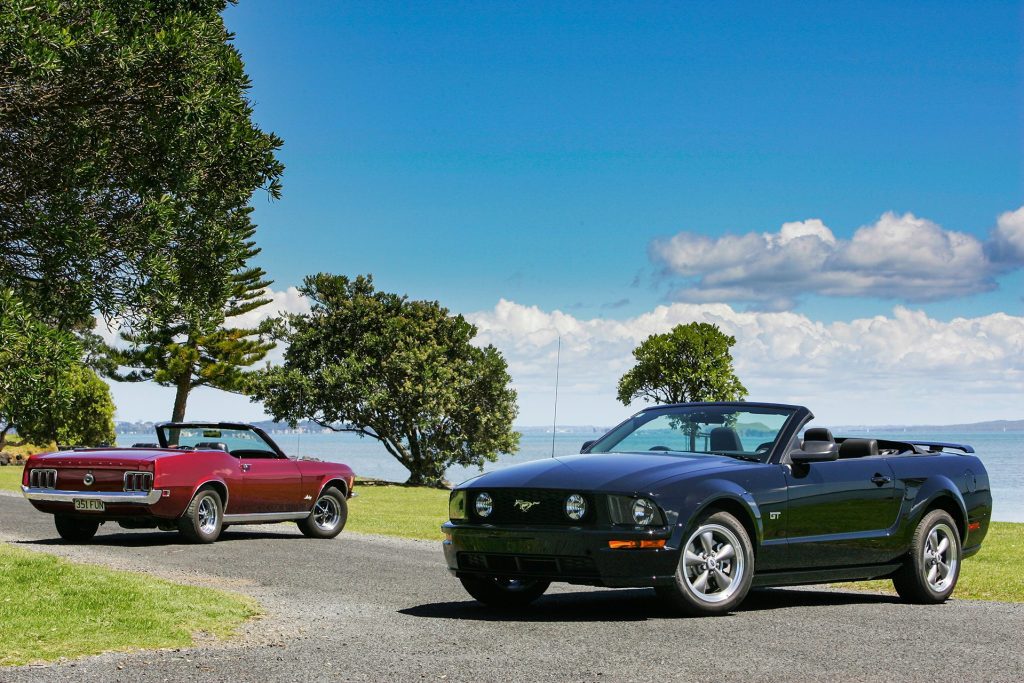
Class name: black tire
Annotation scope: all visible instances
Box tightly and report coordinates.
[297,487,348,539]
[892,509,962,604]
[54,515,99,542]
[655,510,755,616]
[177,488,223,544]
[459,576,550,608]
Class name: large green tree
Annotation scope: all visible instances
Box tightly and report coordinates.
[108,219,276,421]
[617,322,748,406]
[50,364,117,448]
[0,290,79,451]
[250,274,520,487]
[0,0,283,328]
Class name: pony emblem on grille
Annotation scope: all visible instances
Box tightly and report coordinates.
[514,499,540,512]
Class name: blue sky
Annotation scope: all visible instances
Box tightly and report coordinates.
[108,2,1023,426]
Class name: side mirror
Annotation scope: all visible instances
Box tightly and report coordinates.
[580,440,596,454]
[790,441,839,464]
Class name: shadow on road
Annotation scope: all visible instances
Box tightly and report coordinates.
[400,586,900,622]
[16,528,305,548]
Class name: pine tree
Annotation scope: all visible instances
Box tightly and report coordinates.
[110,222,276,421]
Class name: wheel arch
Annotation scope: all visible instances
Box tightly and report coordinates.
[921,492,968,542]
[696,496,761,557]
[192,479,229,511]
[316,477,349,500]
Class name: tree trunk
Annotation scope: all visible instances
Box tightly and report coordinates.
[171,376,191,422]
[0,424,11,452]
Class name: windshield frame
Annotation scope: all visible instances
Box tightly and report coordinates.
[583,402,811,464]
[155,422,287,458]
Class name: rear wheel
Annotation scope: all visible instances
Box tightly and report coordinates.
[297,487,348,539]
[178,488,223,544]
[459,576,550,608]
[54,515,99,542]
[655,510,754,616]
[892,510,962,603]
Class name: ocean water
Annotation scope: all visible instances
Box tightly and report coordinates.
[259,429,1023,523]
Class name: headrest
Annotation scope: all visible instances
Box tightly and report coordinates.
[195,442,229,452]
[709,427,744,452]
[839,438,879,458]
[804,427,834,443]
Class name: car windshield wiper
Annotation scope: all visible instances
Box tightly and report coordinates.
[707,451,762,463]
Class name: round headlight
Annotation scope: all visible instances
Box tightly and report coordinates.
[632,498,656,525]
[475,492,493,518]
[565,493,587,521]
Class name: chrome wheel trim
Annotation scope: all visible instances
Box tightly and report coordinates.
[923,522,958,593]
[312,495,341,531]
[197,496,218,535]
[682,523,745,604]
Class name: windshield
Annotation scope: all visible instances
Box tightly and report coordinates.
[587,405,797,462]
[157,425,280,458]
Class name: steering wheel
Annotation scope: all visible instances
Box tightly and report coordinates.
[649,445,672,451]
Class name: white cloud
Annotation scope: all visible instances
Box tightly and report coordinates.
[468,299,1024,426]
[988,206,1024,264]
[650,208,1024,309]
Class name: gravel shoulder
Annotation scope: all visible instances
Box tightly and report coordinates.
[1,492,1022,682]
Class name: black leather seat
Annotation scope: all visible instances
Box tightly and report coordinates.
[709,427,743,451]
[839,438,879,459]
[803,427,834,444]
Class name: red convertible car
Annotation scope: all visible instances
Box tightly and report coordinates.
[21,422,355,544]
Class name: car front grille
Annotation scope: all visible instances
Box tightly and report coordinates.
[458,552,599,578]
[468,488,596,526]
[29,469,57,489]
[123,471,153,492]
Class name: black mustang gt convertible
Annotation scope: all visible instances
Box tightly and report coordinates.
[442,402,992,616]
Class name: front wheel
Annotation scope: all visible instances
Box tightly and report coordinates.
[655,510,754,616]
[459,576,550,608]
[297,487,348,539]
[54,515,100,542]
[892,510,962,603]
[178,488,223,544]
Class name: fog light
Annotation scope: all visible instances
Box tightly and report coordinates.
[565,494,587,521]
[474,492,493,518]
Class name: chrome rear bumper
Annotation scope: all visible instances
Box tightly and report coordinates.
[21,486,162,504]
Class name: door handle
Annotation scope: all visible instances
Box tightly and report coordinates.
[241,463,251,472]
[870,473,891,486]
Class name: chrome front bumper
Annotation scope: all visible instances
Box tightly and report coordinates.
[21,486,162,504]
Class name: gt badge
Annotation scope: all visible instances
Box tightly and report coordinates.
[769,511,781,520]
[514,499,540,512]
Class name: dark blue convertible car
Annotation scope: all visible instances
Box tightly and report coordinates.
[442,402,992,616]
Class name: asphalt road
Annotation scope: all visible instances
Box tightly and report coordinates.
[1,491,1021,683]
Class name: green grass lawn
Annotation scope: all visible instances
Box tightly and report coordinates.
[0,465,24,492]
[0,545,260,666]
[347,483,450,540]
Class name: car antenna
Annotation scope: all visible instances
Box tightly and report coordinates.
[551,335,561,458]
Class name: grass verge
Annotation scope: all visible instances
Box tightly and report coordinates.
[347,483,450,540]
[0,544,260,666]
[0,466,23,492]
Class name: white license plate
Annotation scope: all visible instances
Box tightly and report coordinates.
[73,499,105,512]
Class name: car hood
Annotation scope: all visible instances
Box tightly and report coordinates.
[457,452,737,493]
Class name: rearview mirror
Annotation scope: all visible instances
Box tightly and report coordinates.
[790,441,839,464]
[580,440,596,453]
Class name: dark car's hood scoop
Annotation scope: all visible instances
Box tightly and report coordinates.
[459,452,734,492]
